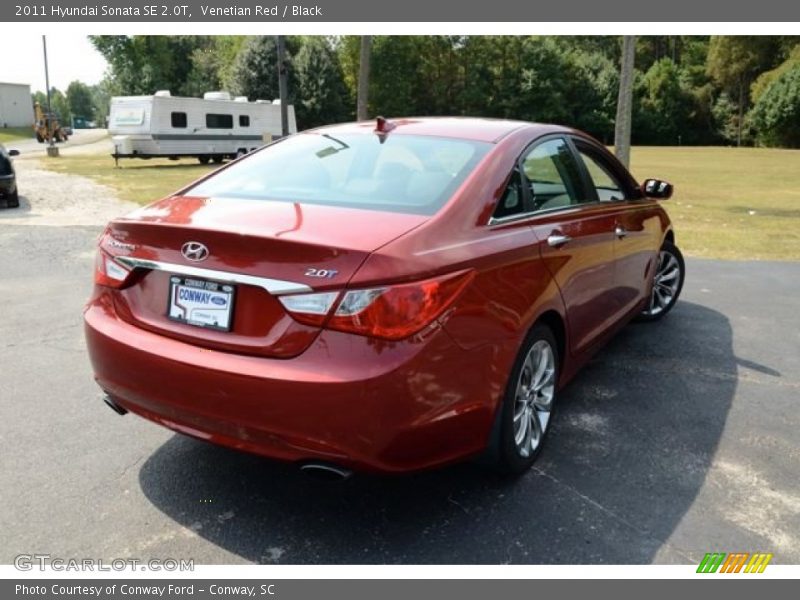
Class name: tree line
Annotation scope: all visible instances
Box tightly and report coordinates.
[43,35,800,147]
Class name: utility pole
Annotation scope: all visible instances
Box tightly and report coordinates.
[614,35,635,169]
[357,36,372,121]
[42,35,59,157]
[276,35,289,137]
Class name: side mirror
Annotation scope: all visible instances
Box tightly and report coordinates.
[8,149,20,157]
[642,178,673,200]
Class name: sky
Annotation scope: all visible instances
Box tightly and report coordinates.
[0,34,109,92]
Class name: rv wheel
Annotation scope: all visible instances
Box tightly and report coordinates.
[212,155,224,164]
[198,156,211,165]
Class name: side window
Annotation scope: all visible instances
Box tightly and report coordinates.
[239,115,250,127]
[206,114,233,129]
[492,169,524,220]
[575,147,628,201]
[171,112,187,128]
[522,138,586,211]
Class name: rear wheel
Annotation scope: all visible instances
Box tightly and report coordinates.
[488,323,559,475]
[639,241,685,321]
[198,156,211,165]
[212,154,224,164]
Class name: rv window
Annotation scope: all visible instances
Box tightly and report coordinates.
[171,112,187,128]
[239,115,250,127]
[206,114,233,129]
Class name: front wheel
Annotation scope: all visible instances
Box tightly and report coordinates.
[488,323,559,475]
[639,241,685,321]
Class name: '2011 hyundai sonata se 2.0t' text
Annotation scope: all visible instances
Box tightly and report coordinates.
[84,117,685,477]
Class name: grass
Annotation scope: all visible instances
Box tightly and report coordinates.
[629,146,800,260]
[38,154,218,205]
[0,127,34,144]
[35,146,800,261]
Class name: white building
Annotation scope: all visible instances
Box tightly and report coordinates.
[0,82,34,128]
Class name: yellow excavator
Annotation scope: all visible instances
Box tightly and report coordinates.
[33,102,69,143]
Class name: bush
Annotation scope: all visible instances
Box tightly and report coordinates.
[751,64,800,147]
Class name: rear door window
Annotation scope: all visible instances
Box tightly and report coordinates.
[521,138,587,212]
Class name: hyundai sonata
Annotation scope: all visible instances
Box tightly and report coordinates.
[84,117,684,476]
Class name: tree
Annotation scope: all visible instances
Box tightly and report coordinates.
[66,81,94,122]
[751,44,800,105]
[47,88,71,124]
[707,36,779,146]
[90,35,214,96]
[228,36,283,102]
[91,79,114,127]
[751,64,800,147]
[357,36,372,120]
[614,35,635,167]
[635,59,693,144]
[293,37,351,129]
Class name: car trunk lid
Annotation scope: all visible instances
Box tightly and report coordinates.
[102,195,427,358]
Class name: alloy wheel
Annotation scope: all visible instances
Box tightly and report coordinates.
[645,250,681,317]
[513,340,556,458]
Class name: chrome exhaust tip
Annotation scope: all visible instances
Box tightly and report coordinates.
[299,462,353,481]
[103,395,128,416]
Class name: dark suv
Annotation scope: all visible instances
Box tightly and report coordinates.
[0,144,20,208]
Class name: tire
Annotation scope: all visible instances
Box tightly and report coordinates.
[488,323,560,476]
[212,154,224,164]
[638,241,685,322]
[198,156,211,165]
[7,189,19,209]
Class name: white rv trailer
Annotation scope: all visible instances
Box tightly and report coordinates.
[108,91,297,164]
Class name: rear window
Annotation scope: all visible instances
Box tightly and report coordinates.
[188,132,491,215]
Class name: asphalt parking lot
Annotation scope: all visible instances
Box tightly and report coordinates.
[1,198,799,564]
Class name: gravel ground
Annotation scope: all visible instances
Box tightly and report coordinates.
[0,138,136,227]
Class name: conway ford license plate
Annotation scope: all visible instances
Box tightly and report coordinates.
[168,276,235,331]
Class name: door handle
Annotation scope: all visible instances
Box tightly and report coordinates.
[615,226,628,238]
[547,233,572,247]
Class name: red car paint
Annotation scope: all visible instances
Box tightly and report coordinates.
[84,117,674,473]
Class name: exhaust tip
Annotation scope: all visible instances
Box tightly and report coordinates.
[299,462,353,481]
[103,395,128,416]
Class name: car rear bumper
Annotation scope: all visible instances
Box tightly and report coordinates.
[84,290,501,473]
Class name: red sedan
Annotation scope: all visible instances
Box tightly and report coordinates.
[84,117,684,477]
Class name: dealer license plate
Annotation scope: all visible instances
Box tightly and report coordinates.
[167,276,235,331]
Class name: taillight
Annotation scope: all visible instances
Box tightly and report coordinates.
[278,270,473,340]
[277,292,340,327]
[94,250,133,288]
